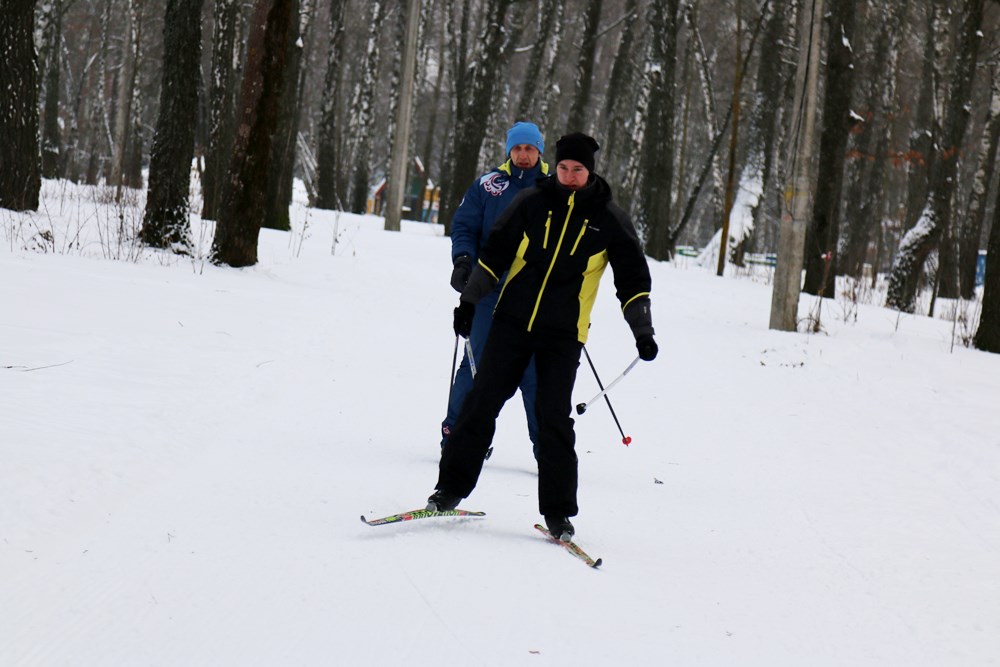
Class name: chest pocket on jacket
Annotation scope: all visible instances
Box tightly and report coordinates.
[572,218,610,260]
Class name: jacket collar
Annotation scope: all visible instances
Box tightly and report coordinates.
[499,158,549,181]
[537,173,612,205]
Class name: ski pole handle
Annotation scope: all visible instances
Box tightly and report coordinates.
[576,356,640,415]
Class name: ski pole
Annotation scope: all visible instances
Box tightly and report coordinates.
[580,347,632,446]
[576,355,640,418]
[465,338,478,377]
[460,337,491,460]
[447,335,460,404]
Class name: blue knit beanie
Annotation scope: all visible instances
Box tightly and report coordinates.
[505,121,544,156]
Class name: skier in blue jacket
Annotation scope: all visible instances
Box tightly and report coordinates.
[443,121,547,457]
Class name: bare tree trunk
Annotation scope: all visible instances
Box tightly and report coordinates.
[538,0,568,140]
[314,0,347,210]
[973,170,1000,352]
[38,0,63,179]
[385,0,422,231]
[140,0,206,250]
[211,0,296,267]
[717,0,744,276]
[415,2,445,221]
[202,0,243,220]
[0,0,41,212]
[439,0,513,235]
[900,4,938,238]
[83,0,115,186]
[124,80,144,189]
[567,0,603,132]
[639,0,681,261]
[674,24,695,237]
[667,0,773,253]
[110,0,143,202]
[347,0,385,214]
[264,0,308,231]
[517,0,560,121]
[839,0,908,280]
[743,0,796,257]
[64,16,101,183]
[684,2,724,235]
[958,64,1000,299]
[802,0,857,297]
[599,0,640,173]
[383,3,407,194]
[886,0,986,312]
[478,13,526,170]
[934,2,976,305]
[437,0,469,232]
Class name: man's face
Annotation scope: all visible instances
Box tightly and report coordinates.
[510,144,540,169]
[556,160,589,190]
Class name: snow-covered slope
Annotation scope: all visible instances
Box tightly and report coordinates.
[2,186,998,666]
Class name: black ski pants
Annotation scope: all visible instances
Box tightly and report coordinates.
[436,313,583,517]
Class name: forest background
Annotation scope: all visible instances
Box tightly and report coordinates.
[3,0,1000,349]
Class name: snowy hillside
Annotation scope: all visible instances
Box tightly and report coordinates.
[2,182,999,666]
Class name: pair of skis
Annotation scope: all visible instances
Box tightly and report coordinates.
[360,509,601,568]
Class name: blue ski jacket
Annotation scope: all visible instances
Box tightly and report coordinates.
[450,158,549,263]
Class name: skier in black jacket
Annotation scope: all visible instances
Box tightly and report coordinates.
[426,133,658,540]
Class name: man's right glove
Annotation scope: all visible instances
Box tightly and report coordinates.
[450,255,472,293]
[636,334,658,361]
[453,300,475,338]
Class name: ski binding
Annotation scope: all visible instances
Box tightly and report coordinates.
[534,524,602,568]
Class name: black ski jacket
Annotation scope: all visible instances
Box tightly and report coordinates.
[472,173,652,344]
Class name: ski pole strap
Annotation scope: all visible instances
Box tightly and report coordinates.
[579,356,640,412]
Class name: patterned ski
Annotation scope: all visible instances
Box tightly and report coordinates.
[360,508,486,526]
[533,524,603,568]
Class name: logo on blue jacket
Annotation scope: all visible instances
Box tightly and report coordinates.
[481,172,510,197]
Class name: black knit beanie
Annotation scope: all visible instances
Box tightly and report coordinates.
[555,132,600,172]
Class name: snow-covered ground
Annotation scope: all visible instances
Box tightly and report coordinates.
[2,181,999,666]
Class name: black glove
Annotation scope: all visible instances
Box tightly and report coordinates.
[453,300,475,338]
[450,255,472,293]
[636,334,658,361]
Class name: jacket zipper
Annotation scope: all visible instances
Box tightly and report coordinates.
[528,193,575,331]
[543,211,552,249]
[570,219,588,255]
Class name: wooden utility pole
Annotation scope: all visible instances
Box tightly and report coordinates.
[384,0,421,232]
[769,0,823,331]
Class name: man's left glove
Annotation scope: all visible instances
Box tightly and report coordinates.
[624,297,656,361]
[453,300,475,338]
[636,334,658,361]
[450,255,472,293]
